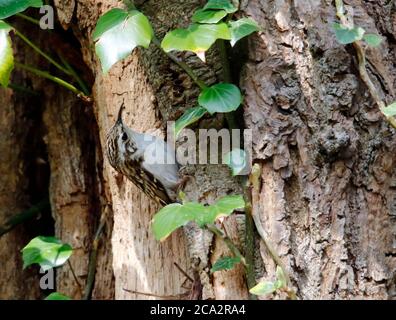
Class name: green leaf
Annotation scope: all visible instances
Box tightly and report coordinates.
[363,33,382,47]
[92,8,129,40]
[229,17,260,46]
[0,20,14,87]
[197,195,245,227]
[250,281,277,296]
[152,202,205,241]
[0,0,42,19]
[45,292,71,300]
[198,83,242,114]
[152,195,244,240]
[275,266,287,289]
[21,236,73,271]
[192,9,227,24]
[333,23,365,45]
[381,102,396,118]
[203,0,237,14]
[161,23,231,61]
[94,9,154,73]
[224,148,247,176]
[175,106,207,137]
[211,256,241,273]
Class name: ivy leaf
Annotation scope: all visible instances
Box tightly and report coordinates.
[198,83,242,114]
[152,202,204,241]
[363,33,382,47]
[333,23,365,45]
[94,9,154,73]
[0,20,14,87]
[161,23,231,62]
[197,195,245,227]
[203,0,237,14]
[224,148,248,176]
[275,266,287,289]
[174,106,207,137]
[192,9,227,24]
[0,0,42,19]
[152,195,244,240]
[211,256,241,273]
[381,102,396,118]
[92,8,128,40]
[45,292,71,300]
[229,17,260,46]
[21,236,73,271]
[249,281,277,296]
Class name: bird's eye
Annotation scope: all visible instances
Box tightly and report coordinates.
[121,132,128,141]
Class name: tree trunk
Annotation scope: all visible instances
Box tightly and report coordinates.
[0,0,395,300]
[241,0,396,299]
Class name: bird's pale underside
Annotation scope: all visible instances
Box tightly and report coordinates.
[105,104,180,205]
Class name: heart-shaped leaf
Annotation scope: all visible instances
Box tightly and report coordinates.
[333,23,365,45]
[0,20,14,87]
[161,23,231,61]
[21,236,73,271]
[192,9,227,24]
[250,281,277,295]
[45,292,71,300]
[0,0,42,19]
[196,195,245,227]
[363,33,382,47]
[94,9,154,73]
[229,17,260,46]
[381,102,396,118]
[198,83,242,114]
[92,8,128,40]
[175,106,207,137]
[224,148,248,176]
[152,195,244,240]
[211,256,241,273]
[152,202,204,241]
[203,0,237,14]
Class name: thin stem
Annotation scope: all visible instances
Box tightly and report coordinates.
[123,0,136,10]
[173,262,194,283]
[67,260,82,292]
[335,0,396,129]
[83,205,109,300]
[335,0,345,20]
[217,39,239,129]
[0,200,49,238]
[13,28,72,76]
[152,37,207,90]
[58,54,90,96]
[249,163,297,300]
[217,40,232,82]
[15,13,41,26]
[11,20,91,97]
[206,224,246,266]
[123,288,186,299]
[15,62,91,101]
[243,181,257,299]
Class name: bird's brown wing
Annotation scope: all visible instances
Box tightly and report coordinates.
[121,158,172,206]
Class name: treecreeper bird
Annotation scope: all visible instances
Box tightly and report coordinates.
[106,104,180,205]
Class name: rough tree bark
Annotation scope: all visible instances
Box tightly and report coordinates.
[0,88,41,299]
[1,0,395,300]
[241,0,396,299]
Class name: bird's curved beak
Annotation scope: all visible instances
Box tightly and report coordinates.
[116,103,125,125]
